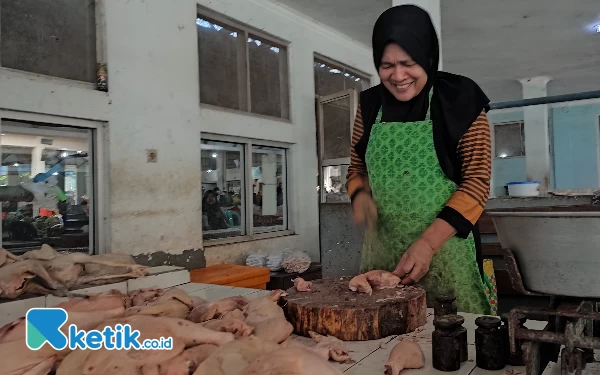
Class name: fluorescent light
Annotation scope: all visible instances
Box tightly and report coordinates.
[499,153,508,158]
[207,169,212,173]
[13,163,18,167]
[76,150,82,153]
[212,153,217,158]
[61,152,68,157]
[595,24,600,33]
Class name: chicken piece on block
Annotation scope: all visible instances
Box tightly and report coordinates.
[384,341,425,375]
[292,277,312,292]
[193,335,280,375]
[348,270,400,295]
[244,346,345,375]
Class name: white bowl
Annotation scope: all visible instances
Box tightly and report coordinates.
[507,181,540,197]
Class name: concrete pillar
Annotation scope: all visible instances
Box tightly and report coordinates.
[519,76,552,192]
[392,0,442,70]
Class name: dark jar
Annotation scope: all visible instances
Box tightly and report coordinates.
[500,313,525,366]
[434,293,458,321]
[475,316,506,370]
[432,315,462,371]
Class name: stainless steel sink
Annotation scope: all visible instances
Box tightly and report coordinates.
[487,206,600,298]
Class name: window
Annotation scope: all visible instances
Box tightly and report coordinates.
[314,56,370,97]
[0,0,97,82]
[201,138,288,242]
[197,10,290,119]
[0,119,95,255]
[495,121,525,158]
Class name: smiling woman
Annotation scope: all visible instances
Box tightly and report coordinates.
[346,5,494,315]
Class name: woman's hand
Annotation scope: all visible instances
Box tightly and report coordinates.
[392,238,435,284]
[352,191,377,231]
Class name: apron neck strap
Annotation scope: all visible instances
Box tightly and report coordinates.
[376,87,434,123]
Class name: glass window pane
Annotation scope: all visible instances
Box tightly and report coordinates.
[495,122,525,158]
[1,120,93,255]
[314,59,345,97]
[197,17,247,111]
[322,96,351,160]
[0,0,97,82]
[252,146,286,232]
[323,165,349,203]
[248,35,289,119]
[201,140,245,240]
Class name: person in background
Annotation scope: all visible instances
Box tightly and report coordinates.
[346,5,492,314]
[202,190,229,230]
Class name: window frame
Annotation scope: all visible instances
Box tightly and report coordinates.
[201,133,293,247]
[0,109,108,255]
[0,0,106,89]
[197,5,291,121]
[493,121,525,159]
[313,53,372,96]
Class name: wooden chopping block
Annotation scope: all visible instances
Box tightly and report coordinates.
[280,277,427,341]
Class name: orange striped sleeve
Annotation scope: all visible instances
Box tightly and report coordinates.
[346,100,370,199]
[445,111,492,224]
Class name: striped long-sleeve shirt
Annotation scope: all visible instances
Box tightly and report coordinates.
[346,100,491,229]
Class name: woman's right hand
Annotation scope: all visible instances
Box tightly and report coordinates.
[352,191,378,231]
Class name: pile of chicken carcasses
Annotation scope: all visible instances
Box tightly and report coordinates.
[1,286,356,375]
[0,245,148,299]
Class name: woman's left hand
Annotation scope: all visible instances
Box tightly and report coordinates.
[392,238,435,284]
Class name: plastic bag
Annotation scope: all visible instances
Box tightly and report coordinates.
[246,253,266,267]
[281,251,311,274]
[265,249,285,271]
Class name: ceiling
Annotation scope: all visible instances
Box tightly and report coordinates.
[274,0,600,102]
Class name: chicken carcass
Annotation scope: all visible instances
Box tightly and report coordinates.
[193,335,280,375]
[200,318,254,337]
[384,341,425,375]
[253,317,293,343]
[188,296,249,323]
[0,248,19,266]
[19,244,60,261]
[2,291,125,375]
[0,259,66,299]
[68,315,234,375]
[293,277,312,292]
[161,344,218,375]
[124,288,194,319]
[243,290,286,326]
[43,252,148,289]
[348,270,400,295]
[243,346,344,375]
[124,288,166,308]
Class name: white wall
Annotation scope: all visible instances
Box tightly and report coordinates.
[0,0,376,262]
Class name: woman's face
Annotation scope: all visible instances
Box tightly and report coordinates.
[378,43,428,102]
[206,193,217,205]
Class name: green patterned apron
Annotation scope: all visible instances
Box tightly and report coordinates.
[361,90,492,315]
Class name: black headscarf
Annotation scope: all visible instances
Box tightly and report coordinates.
[355,4,490,184]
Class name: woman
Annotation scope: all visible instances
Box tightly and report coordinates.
[202,190,229,230]
[346,5,492,314]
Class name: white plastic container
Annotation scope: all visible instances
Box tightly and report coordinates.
[506,181,540,197]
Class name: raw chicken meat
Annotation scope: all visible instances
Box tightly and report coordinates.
[2,291,125,375]
[188,296,249,323]
[253,317,293,343]
[384,341,425,375]
[309,331,352,364]
[243,290,286,326]
[124,288,166,308]
[124,288,194,319]
[243,346,344,375]
[348,270,400,295]
[193,335,280,375]
[19,244,60,261]
[0,259,66,299]
[0,248,19,266]
[43,252,148,289]
[200,318,254,337]
[68,315,234,374]
[161,344,218,375]
[293,277,312,292]
[221,309,244,320]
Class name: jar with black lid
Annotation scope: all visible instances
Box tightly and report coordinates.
[475,316,505,370]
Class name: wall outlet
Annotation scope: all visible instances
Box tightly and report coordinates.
[147,149,158,163]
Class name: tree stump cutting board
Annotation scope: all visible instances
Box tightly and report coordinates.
[280,277,427,341]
